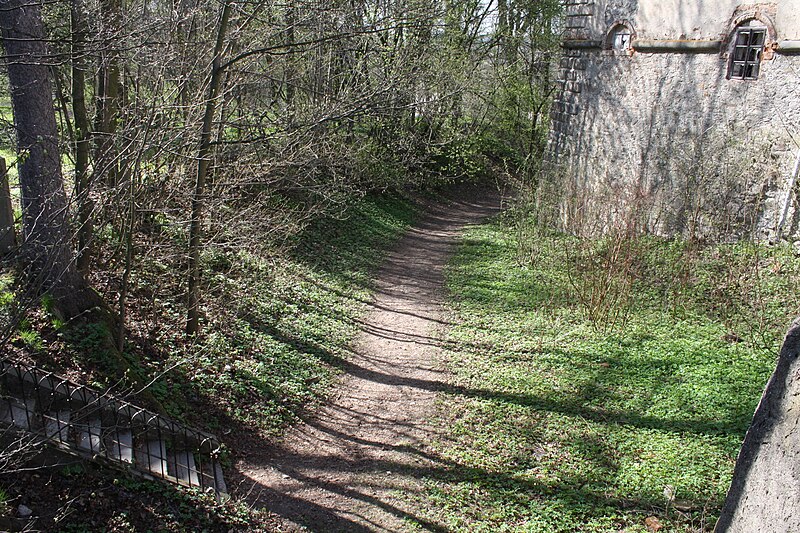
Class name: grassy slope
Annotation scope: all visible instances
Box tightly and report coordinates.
[1,192,418,531]
[410,216,797,532]
[152,192,419,437]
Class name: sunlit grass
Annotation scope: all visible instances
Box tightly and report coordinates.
[415,218,792,532]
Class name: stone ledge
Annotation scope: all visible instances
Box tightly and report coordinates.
[632,39,722,52]
[562,39,602,49]
[778,40,800,53]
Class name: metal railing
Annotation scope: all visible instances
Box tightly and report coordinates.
[0,357,227,497]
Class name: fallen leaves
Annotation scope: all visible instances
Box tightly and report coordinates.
[645,515,663,532]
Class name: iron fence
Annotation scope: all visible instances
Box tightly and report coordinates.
[0,358,227,497]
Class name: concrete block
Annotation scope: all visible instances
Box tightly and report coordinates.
[43,410,70,442]
[107,429,134,463]
[136,439,168,477]
[214,462,227,495]
[1,398,37,430]
[76,417,102,453]
[174,451,199,486]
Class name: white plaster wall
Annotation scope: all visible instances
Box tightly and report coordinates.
[588,1,800,41]
[777,0,800,39]
[635,0,740,40]
[548,48,800,238]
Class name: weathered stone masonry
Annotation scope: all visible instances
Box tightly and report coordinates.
[548,0,800,240]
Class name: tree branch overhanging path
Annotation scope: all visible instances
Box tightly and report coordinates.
[236,186,504,532]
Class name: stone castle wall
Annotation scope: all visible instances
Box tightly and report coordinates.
[548,0,800,240]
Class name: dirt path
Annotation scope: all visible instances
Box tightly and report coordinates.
[237,187,503,532]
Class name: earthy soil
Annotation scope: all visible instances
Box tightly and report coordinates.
[235,186,504,532]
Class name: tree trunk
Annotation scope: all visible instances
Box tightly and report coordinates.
[497,0,513,64]
[94,0,122,186]
[284,3,296,127]
[186,0,231,336]
[0,0,103,319]
[72,0,93,273]
[0,158,16,255]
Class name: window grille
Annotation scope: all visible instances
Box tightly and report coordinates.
[607,24,632,51]
[729,27,766,80]
[613,30,631,51]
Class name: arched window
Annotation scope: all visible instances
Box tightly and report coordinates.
[728,20,769,80]
[605,22,634,52]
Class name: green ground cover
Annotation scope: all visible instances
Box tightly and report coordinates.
[416,215,799,532]
[1,191,418,531]
[168,192,419,436]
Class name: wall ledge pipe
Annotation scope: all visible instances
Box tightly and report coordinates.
[778,40,800,53]
[562,40,602,50]
[633,39,722,53]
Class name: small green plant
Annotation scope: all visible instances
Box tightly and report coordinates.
[0,289,13,308]
[18,320,44,351]
[59,463,85,478]
[0,486,9,514]
[41,293,67,330]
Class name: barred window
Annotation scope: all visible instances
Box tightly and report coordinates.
[613,30,632,51]
[729,25,766,80]
[606,23,633,51]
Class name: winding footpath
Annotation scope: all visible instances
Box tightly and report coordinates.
[237,187,504,532]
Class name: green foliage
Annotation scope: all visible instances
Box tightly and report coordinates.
[49,468,265,532]
[64,323,115,368]
[477,131,524,168]
[352,132,411,189]
[40,292,67,330]
[0,273,13,303]
[429,137,491,182]
[0,273,15,332]
[59,463,86,478]
[411,217,789,532]
[173,193,417,435]
[18,319,45,351]
[487,69,552,165]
